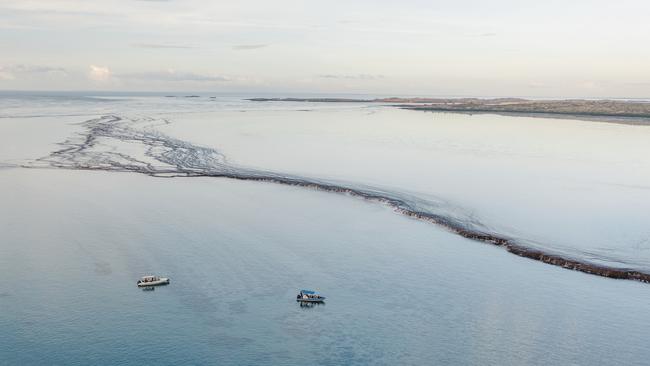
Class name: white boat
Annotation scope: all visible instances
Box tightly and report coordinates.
[137,275,170,287]
[296,289,325,302]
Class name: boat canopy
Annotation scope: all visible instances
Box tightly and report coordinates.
[300,290,317,294]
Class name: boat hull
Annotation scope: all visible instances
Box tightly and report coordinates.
[296,298,325,303]
[137,278,170,287]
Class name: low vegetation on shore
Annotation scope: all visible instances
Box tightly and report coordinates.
[250,97,650,121]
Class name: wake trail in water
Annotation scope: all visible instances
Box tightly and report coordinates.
[27,114,650,284]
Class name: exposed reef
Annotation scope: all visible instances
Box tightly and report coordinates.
[28,114,650,284]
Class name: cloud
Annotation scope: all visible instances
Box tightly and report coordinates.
[0,67,14,80]
[11,64,67,74]
[88,65,111,82]
[0,64,68,80]
[318,74,384,80]
[232,44,268,50]
[132,43,194,49]
[117,69,230,82]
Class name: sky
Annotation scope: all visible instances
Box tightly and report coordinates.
[1,0,649,97]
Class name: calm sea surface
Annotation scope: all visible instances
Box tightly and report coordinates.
[1,93,650,365]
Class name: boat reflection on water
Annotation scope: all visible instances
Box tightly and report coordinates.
[299,301,325,309]
[141,286,155,292]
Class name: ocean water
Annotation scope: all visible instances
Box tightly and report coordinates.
[1,93,650,365]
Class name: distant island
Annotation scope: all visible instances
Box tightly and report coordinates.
[248,97,371,103]
[249,97,650,124]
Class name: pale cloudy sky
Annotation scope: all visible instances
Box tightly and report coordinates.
[1,0,649,97]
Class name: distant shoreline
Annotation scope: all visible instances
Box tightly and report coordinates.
[248,97,650,125]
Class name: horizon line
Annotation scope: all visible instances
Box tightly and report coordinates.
[0,89,649,101]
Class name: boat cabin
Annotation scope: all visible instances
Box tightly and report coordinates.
[140,275,160,283]
[297,289,325,301]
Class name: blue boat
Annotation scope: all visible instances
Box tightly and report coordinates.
[296,289,325,302]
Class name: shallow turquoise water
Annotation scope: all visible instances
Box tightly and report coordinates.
[1,169,650,365]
